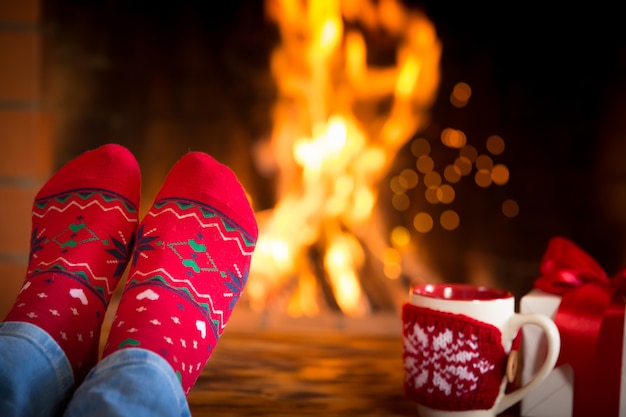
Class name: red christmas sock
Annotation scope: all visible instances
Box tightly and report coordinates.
[3,144,141,384]
[103,151,258,395]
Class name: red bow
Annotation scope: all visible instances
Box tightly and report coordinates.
[534,236,626,416]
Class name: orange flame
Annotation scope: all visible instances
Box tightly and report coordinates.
[249,0,441,316]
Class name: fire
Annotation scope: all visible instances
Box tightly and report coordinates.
[249,0,441,316]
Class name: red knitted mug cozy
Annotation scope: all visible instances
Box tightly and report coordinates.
[402,303,507,411]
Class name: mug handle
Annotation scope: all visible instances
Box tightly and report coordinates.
[496,313,561,414]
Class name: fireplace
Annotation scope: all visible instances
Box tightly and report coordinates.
[2,0,626,327]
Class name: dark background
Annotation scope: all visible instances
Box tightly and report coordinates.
[416,3,626,287]
[41,1,626,296]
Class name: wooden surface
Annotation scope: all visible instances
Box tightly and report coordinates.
[187,330,416,417]
[100,305,417,416]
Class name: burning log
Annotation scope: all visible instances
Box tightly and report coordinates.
[247,0,441,317]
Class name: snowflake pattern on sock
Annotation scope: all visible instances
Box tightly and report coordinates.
[402,303,506,411]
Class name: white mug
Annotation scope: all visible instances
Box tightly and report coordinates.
[402,283,560,417]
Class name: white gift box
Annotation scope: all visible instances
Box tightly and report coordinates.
[519,288,626,417]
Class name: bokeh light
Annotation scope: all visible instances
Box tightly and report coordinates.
[454,156,472,176]
[475,154,493,170]
[441,127,467,148]
[444,164,461,183]
[423,171,441,187]
[436,184,455,203]
[414,212,434,233]
[391,226,411,246]
[411,138,430,156]
[383,246,402,280]
[392,193,410,211]
[474,169,492,187]
[450,82,471,108]
[502,199,519,218]
[390,175,406,193]
[400,168,419,188]
[491,164,509,185]
[460,144,478,162]
[440,210,460,230]
[486,134,505,155]
[416,155,434,173]
[424,186,439,204]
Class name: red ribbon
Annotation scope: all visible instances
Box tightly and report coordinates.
[534,236,626,417]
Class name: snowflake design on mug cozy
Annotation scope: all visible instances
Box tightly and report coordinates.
[402,304,507,411]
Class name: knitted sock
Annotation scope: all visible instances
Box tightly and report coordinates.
[103,151,257,395]
[3,144,141,384]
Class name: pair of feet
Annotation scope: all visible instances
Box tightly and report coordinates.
[3,144,258,395]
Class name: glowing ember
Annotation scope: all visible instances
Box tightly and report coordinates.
[249,0,441,316]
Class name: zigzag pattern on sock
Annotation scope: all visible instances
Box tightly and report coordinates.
[29,189,139,303]
[127,198,255,336]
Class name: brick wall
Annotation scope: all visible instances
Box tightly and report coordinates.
[0,0,51,318]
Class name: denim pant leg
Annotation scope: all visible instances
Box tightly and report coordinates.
[64,348,191,417]
[0,321,75,417]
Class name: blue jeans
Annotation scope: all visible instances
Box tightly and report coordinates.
[0,321,191,417]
